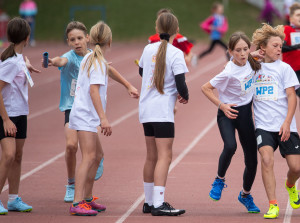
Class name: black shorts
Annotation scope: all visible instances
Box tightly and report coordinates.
[64,109,71,125]
[0,115,27,140]
[142,122,174,138]
[256,128,300,158]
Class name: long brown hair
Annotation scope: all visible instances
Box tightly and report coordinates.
[154,12,178,94]
[1,17,30,61]
[84,21,112,77]
[228,32,261,72]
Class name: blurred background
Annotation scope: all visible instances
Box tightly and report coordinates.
[0,0,299,45]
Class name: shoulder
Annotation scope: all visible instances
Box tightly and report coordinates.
[168,44,184,57]
[175,33,187,43]
[284,25,293,34]
[62,50,74,59]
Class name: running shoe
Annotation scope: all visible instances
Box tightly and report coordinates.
[85,196,106,212]
[264,204,279,219]
[0,201,8,215]
[238,191,260,213]
[209,178,227,201]
[64,184,75,203]
[7,197,32,212]
[70,201,98,216]
[151,202,185,216]
[285,180,300,209]
[95,158,104,181]
[143,203,153,213]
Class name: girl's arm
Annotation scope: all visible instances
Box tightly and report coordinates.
[0,81,17,137]
[280,87,297,142]
[108,65,139,98]
[90,84,112,136]
[201,81,238,119]
[42,56,68,68]
[25,56,41,73]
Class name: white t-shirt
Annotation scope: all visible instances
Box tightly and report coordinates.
[210,61,255,107]
[69,52,108,133]
[139,42,188,123]
[0,53,29,117]
[253,60,300,132]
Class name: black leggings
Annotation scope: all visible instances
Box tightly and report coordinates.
[199,39,230,60]
[217,102,257,191]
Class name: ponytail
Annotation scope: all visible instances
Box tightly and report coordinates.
[1,43,16,61]
[248,54,261,72]
[85,44,106,77]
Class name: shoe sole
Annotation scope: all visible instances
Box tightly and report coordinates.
[264,215,278,219]
[209,196,220,201]
[8,208,32,212]
[151,210,185,216]
[93,208,106,212]
[71,213,97,216]
[0,212,8,215]
[64,200,73,203]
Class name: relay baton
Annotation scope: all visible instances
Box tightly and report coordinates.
[43,52,49,68]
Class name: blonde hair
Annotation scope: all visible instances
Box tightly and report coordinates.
[252,23,285,50]
[84,21,112,77]
[154,12,178,94]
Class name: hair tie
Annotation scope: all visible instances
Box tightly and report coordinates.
[95,43,100,46]
[159,33,170,41]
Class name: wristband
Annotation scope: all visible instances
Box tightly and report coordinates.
[218,102,223,109]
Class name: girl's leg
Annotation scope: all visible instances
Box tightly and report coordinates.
[7,139,25,194]
[84,134,103,199]
[73,131,97,203]
[0,138,16,193]
[144,136,158,183]
[198,40,217,59]
[64,123,78,182]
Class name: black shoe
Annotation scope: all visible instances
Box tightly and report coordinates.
[151,202,185,216]
[143,203,153,213]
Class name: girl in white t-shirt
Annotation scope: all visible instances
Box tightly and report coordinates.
[138,12,189,216]
[68,21,139,216]
[202,32,261,213]
[0,17,40,215]
[252,23,300,219]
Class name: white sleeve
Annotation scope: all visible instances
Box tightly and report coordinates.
[90,63,106,86]
[283,65,300,90]
[172,51,189,75]
[139,48,145,68]
[0,61,19,84]
[210,70,230,92]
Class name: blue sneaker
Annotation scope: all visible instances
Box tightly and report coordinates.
[238,191,260,213]
[95,158,104,181]
[209,178,227,201]
[64,184,75,203]
[0,201,8,215]
[7,197,32,212]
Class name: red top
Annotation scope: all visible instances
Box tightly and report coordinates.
[148,33,193,55]
[282,25,300,71]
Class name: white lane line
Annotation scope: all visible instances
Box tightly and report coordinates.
[1,107,141,193]
[28,104,58,120]
[283,179,299,223]
[115,117,217,223]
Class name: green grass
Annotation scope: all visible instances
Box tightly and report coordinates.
[2,0,277,43]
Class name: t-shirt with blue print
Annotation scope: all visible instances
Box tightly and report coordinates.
[58,50,86,112]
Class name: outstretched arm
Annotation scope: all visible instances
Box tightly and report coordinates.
[42,56,68,68]
[108,65,139,98]
[25,56,41,73]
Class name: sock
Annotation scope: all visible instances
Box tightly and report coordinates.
[153,186,165,208]
[241,190,250,198]
[216,175,225,182]
[269,200,278,205]
[286,180,295,188]
[85,197,93,202]
[72,202,79,207]
[68,178,75,185]
[8,194,18,202]
[144,182,154,206]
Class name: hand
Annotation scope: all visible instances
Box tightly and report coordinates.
[220,103,238,119]
[25,56,41,73]
[279,121,290,142]
[100,118,112,136]
[177,95,188,104]
[127,85,139,99]
[251,49,265,62]
[3,119,17,137]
